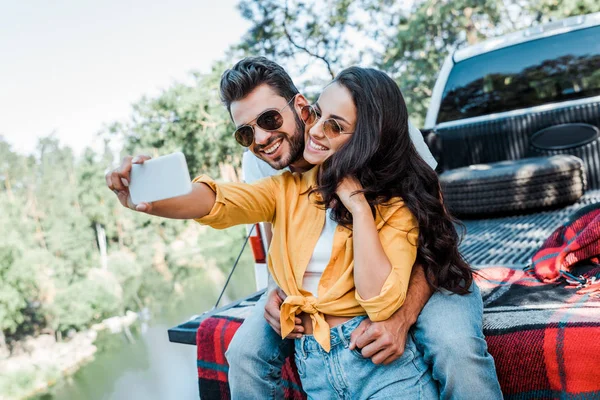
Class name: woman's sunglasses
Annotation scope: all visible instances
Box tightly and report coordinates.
[233,96,296,147]
[300,104,353,139]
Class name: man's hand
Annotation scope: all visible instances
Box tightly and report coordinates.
[105,155,153,213]
[350,264,433,365]
[263,288,304,339]
[349,313,412,365]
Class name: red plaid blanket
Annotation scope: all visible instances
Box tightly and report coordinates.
[196,311,305,399]
[476,264,600,399]
[532,202,600,285]
[196,265,600,399]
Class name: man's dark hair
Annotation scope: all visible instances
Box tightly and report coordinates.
[220,57,299,113]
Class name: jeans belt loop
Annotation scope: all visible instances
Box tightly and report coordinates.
[300,335,308,359]
[337,324,349,348]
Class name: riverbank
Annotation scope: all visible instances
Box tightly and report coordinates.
[0,312,138,400]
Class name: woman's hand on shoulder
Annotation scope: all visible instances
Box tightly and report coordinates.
[336,177,369,215]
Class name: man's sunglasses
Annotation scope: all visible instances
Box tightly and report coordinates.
[233,96,296,147]
[300,104,354,139]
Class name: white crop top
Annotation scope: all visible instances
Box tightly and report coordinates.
[302,209,338,297]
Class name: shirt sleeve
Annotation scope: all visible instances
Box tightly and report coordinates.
[355,204,419,321]
[192,175,278,229]
[408,120,438,171]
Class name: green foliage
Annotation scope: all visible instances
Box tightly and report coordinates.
[0,79,252,344]
[0,364,60,399]
[236,0,598,125]
[107,64,242,178]
[51,274,121,332]
[530,0,600,20]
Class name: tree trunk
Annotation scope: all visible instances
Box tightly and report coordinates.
[96,223,108,270]
[3,171,14,202]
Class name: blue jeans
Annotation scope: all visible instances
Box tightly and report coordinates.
[413,283,502,399]
[225,283,502,399]
[295,316,438,399]
[225,293,293,399]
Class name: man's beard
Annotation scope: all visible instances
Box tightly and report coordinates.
[253,110,305,170]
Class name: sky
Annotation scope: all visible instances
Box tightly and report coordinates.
[0,0,251,156]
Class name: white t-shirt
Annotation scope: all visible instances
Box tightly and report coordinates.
[302,209,337,297]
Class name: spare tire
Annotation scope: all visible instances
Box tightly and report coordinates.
[440,155,586,217]
[528,123,600,189]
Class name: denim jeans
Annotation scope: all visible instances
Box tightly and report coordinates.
[295,316,438,399]
[413,283,503,400]
[225,283,502,400]
[225,293,293,399]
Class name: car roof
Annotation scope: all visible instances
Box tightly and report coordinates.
[453,12,600,63]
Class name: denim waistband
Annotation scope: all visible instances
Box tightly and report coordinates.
[295,315,367,356]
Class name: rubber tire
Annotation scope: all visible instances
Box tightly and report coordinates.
[440,155,586,217]
[528,130,600,190]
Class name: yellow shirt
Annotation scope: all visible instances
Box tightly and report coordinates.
[194,166,418,352]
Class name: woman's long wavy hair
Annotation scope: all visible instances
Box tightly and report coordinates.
[311,67,472,294]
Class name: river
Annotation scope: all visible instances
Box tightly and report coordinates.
[33,262,256,400]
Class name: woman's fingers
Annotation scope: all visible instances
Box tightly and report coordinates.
[107,155,156,213]
[105,169,114,190]
[106,154,150,193]
[117,155,134,185]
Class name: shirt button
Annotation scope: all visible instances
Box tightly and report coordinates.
[333,256,338,261]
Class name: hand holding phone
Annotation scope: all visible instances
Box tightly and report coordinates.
[106,152,192,213]
[129,152,192,205]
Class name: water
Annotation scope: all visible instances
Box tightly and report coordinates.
[35,260,256,400]
[37,324,199,400]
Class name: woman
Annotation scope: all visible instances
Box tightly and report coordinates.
[113,67,473,398]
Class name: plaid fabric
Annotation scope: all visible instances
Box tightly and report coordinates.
[476,265,600,399]
[196,300,305,400]
[532,202,600,284]
[197,268,600,400]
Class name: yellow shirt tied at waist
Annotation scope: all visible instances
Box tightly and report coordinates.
[194,167,418,352]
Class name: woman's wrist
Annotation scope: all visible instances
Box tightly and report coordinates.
[349,199,371,216]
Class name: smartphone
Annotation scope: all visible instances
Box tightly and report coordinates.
[129,152,193,204]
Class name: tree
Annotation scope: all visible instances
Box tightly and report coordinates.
[106,63,242,179]
[235,0,599,125]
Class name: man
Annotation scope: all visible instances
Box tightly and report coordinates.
[219,57,501,399]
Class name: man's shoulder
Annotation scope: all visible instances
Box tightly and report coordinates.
[242,151,288,183]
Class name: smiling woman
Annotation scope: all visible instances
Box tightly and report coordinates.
[301,83,356,165]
